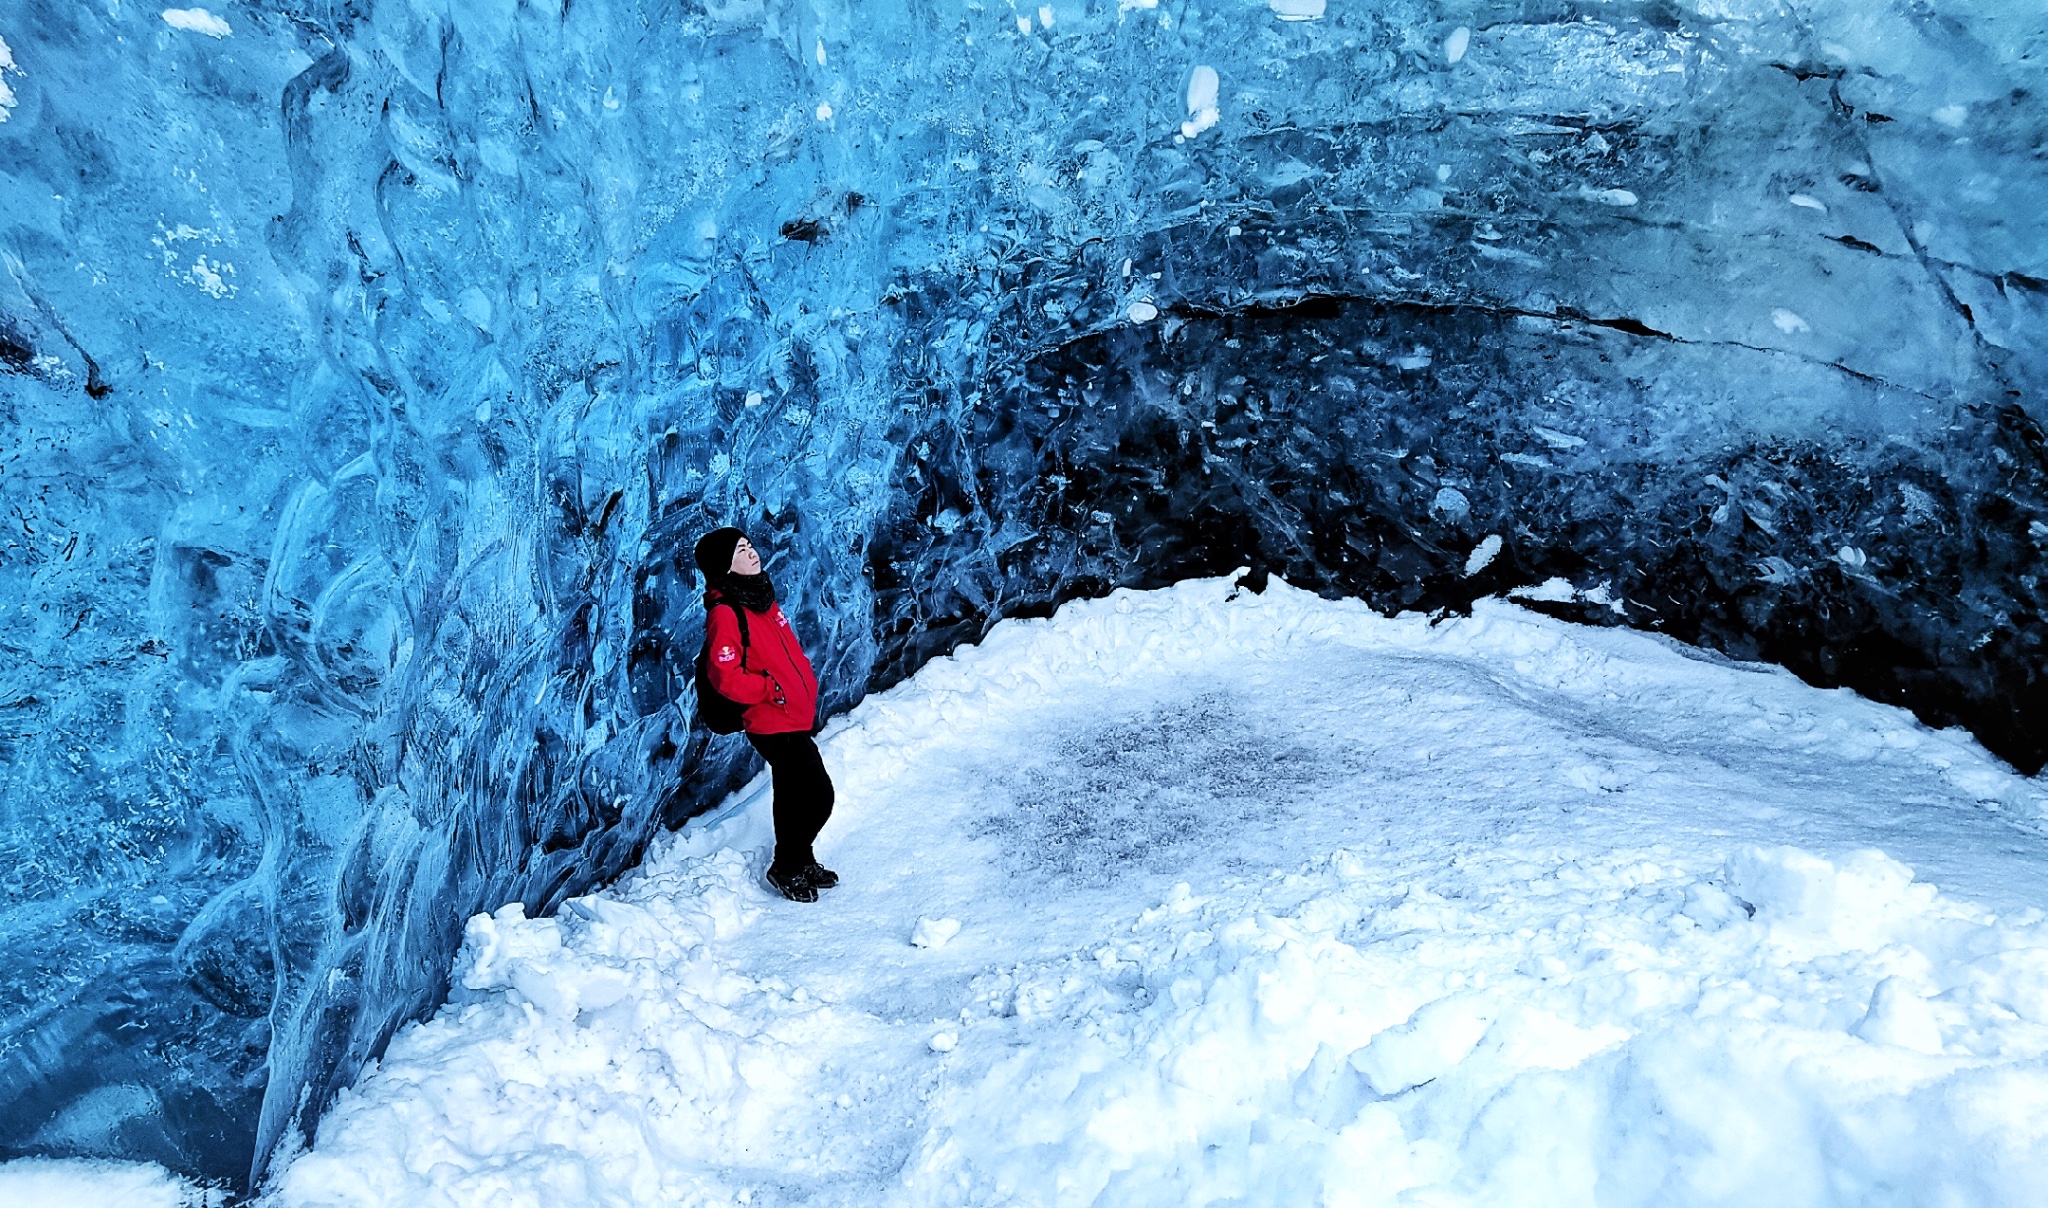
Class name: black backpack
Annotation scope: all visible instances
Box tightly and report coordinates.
[692,602,752,734]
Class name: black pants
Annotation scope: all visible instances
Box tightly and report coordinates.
[748,731,835,874]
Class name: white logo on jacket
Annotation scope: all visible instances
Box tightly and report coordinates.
[714,645,737,664]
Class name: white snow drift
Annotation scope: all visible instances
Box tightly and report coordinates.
[0,1157,223,1206]
[252,577,2048,1207]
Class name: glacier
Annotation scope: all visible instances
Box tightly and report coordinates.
[0,0,2041,1191]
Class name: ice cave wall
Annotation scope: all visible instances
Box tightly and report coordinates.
[0,0,2041,1188]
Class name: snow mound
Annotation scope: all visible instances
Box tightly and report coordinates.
[265,578,2048,1206]
[904,846,2048,1205]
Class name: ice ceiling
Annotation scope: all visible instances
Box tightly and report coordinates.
[0,0,2042,1188]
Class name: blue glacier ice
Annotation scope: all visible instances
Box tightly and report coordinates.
[0,0,2042,1189]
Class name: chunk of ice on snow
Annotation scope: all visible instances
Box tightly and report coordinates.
[1464,534,1503,576]
[1182,66,1220,138]
[1578,185,1639,207]
[1430,486,1470,522]
[1856,977,1944,1053]
[1350,993,1498,1095]
[1269,0,1327,20]
[912,917,962,949]
[1728,846,1936,954]
[1445,27,1471,64]
[1681,882,1751,929]
[1509,577,1577,603]
[161,7,231,37]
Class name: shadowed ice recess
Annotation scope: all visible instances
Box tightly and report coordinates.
[0,0,2042,1190]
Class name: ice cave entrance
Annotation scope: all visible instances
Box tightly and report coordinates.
[0,0,2043,1199]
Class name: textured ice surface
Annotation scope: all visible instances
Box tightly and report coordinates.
[0,0,2043,1188]
[907,295,2048,769]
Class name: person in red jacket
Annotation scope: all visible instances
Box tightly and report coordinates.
[693,526,837,903]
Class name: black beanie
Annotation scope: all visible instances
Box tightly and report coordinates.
[693,527,746,580]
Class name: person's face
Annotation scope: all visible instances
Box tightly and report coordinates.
[729,537,763,576]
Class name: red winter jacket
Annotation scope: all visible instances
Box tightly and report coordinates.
[703,591,820,735]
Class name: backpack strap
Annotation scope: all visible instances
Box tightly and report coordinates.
[724,601,751,664]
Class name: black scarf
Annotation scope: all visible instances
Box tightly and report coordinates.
[716,570,777,614]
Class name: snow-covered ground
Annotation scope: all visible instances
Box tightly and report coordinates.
[0,1156,225,1206]
[185,578,2048,1203]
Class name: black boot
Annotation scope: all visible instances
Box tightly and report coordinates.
[803,862,839,889]
[766,865,817,903]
